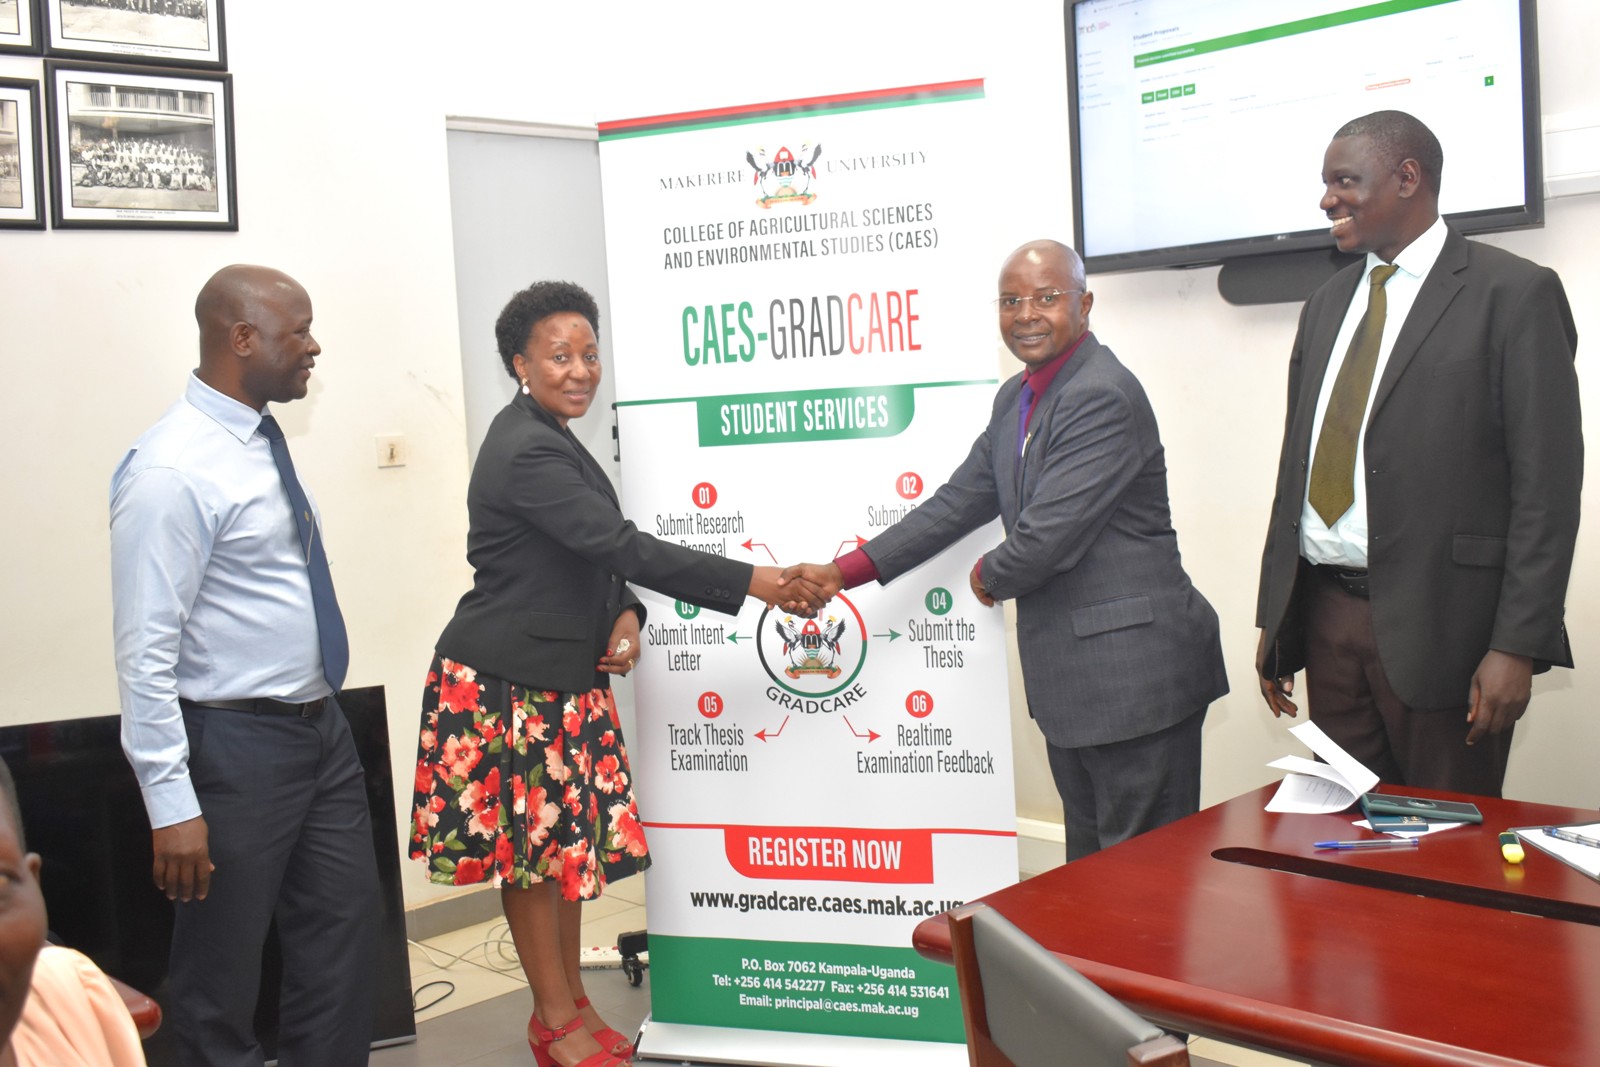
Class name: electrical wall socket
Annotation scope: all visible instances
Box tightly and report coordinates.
[375,434,406,468]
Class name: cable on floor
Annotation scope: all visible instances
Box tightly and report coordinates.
[406,919,523,976]
[405,920,648,1014]
[411,979,456,1015]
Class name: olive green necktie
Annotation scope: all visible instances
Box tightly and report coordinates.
[1307,264,1400,526]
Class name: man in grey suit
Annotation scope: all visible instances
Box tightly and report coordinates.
[785,239,1228,860]
[1256,111,1581,796]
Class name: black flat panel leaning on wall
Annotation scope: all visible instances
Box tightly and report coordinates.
[0,685,415,1060]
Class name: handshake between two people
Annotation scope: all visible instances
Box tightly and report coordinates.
[747,562,846,618]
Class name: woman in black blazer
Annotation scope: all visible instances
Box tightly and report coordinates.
[409,281,816,1067]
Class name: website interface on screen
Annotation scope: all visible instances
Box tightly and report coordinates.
[1074,0,1527,259]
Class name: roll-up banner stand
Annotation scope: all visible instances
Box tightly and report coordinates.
[598,79,1017,1066]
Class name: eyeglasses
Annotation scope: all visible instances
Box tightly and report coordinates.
[993,290,1084,312]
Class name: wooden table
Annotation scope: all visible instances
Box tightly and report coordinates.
[913,786,1600,1067]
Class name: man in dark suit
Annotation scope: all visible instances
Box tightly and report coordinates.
[1256,111,1581,796]
[785,239,1228,860]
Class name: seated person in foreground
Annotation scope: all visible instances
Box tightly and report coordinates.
[0,758,147,1067]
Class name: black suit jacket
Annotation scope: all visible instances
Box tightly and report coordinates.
[1257,227,1581,708]
[863,335,1227,748]
[437,393,752,692]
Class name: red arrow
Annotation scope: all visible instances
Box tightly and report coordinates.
[833,535,868,559]
[741,539,779,564]
[755,715,789,742]
[843,717,880,743]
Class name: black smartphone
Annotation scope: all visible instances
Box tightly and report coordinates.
[1360,792,1484,824]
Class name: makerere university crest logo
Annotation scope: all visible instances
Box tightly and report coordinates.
[773,616,847,679]
[757,593,867,699]
[745,142,822,208]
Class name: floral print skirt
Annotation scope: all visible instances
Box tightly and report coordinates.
[410,653,650,899]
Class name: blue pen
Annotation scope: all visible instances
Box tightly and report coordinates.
[1314,838,1420,850]
[1544,827,1600,848]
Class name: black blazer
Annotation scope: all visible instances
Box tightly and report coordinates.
[1257,227,1581,706]
[862,336,1227,747]
[436,393,752,692]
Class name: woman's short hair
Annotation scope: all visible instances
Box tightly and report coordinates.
[494,281,601,381]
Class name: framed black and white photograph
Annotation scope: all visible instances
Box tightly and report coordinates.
[0,0,41,55]
[0,79,45,228]
[45,60,234,230]
[44,0,223,69]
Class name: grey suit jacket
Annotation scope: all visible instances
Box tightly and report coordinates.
[437,392,753,692]
[1257,227,1581,708]
[863,334,1228,748]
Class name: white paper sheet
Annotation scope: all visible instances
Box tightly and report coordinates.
[1514,823,1600,879]
[1264,721,1381,814]
[1353,818,1470,838]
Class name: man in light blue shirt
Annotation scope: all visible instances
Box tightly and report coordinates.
[110,264,377,1066]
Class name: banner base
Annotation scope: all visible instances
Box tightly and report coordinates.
[634,1019,968,1067]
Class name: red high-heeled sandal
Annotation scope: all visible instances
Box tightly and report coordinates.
[527,1012,628,1067]
[575,995,635,1058]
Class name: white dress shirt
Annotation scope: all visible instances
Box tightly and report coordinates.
[1300,215,1449,568]
[110,373,329,828]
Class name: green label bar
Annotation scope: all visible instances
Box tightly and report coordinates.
[697,385,914,447]
[617,379,994,448]
[649,934,964,1042]
[1134,0,1458,67]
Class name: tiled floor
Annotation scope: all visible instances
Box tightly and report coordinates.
[1188,1039,1312,1066]
[374,873,1312,1066]
[374,874,651,1067]
[405,875,649,1029]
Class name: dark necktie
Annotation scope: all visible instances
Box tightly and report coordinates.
[1017,379,1036,456]
[1307,264,1400,526]
[258,415,349,691]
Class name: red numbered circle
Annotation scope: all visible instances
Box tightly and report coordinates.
[691,482,718,509]
[905,690,934,718]
[698,692,724,719]
[895,472,924,500]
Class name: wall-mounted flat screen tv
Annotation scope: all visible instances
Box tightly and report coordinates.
[1067,0,1543,273]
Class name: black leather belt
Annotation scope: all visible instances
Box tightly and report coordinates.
[1314,564,1370,599]
[180,696,327,718]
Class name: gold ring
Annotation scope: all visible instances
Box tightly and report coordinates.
[627,659,636,670]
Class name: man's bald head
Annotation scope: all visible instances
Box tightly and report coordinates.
[194,264,321,410]
[998,240,1086,292]
[996,239,1093,367]
[196,265,305,356]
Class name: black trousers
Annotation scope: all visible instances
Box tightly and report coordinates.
[1303,569,1512,796]
[172,696,379,1067]
[1045,706,1207,862]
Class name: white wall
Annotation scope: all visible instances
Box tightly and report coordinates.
[1,2,1595,912]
